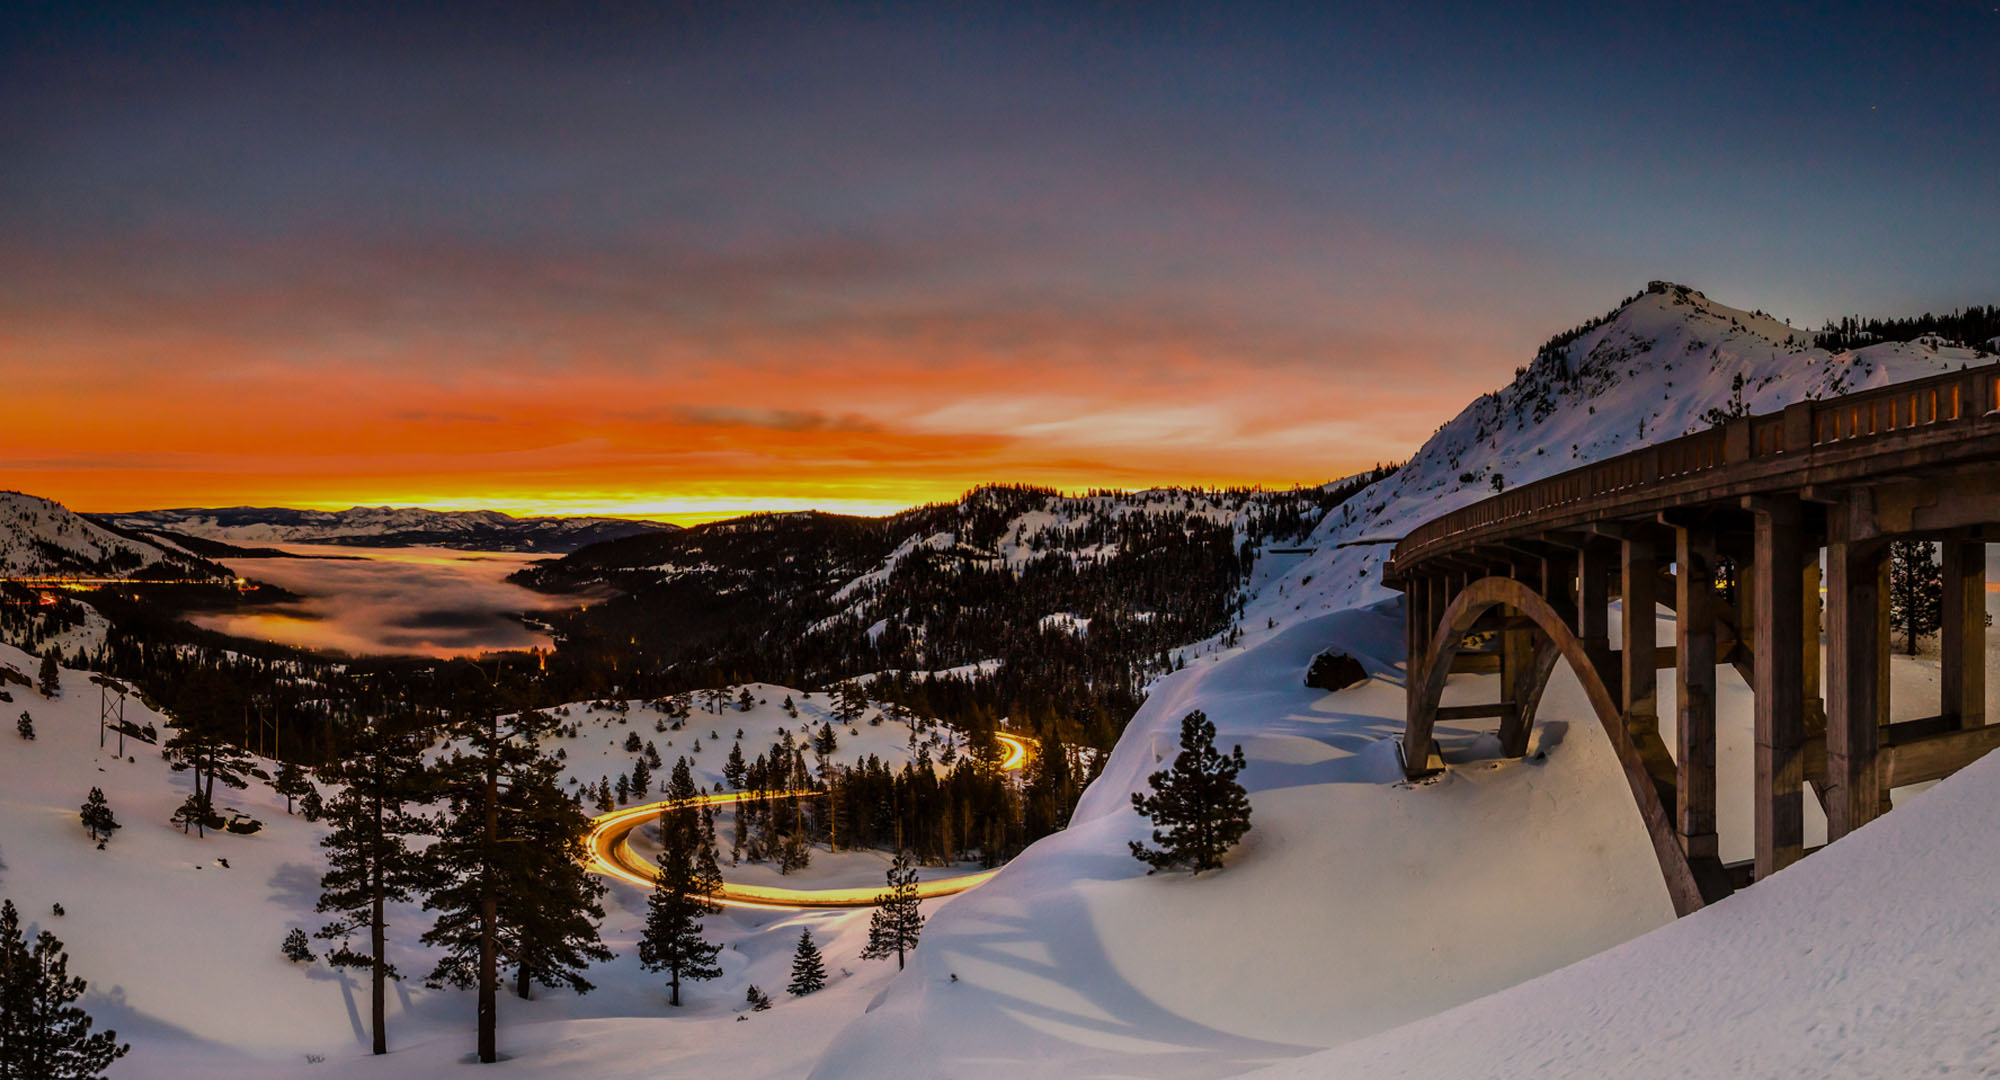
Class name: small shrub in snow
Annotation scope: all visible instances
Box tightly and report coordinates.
[79,787,119,844]
[282,928,315,964]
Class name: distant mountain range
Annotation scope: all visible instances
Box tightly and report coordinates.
[96,506,679,554]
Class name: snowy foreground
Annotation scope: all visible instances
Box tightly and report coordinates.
[1249,748,2000,1079]
[0,646,970,1079]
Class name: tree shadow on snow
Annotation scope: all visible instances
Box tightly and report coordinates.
[82,981,241,1057]
[875,870,1324,1077]
[266,861,320,908]
[305,963,368,1045]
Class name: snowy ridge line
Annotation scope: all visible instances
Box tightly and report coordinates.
[1393,359,2000,571]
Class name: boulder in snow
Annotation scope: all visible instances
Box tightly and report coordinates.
[1304,650,1368,692]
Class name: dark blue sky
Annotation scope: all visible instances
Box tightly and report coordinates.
[2,2,1996,516]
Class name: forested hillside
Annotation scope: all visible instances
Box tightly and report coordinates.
[517,476,1391,752]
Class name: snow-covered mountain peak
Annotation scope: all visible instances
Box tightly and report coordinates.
[0,491,222,580]
[1215,285,1997,647]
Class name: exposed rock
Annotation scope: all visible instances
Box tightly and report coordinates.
[1304,650,1367,692]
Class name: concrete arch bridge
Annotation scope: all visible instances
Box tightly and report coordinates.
[1386,364,2000,915]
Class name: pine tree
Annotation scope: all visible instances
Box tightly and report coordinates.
[1128,711,1252,874]
[624,731,642,753]
[163,714,252,834]
[668,757,698,804]
[1890,540,1944,656]
[315,723,433,1056]
[0,898,130,1078]
[169,791,213,838]
[724,743,747,790]
[14,712,32,741]
[272,760,313,815]
[631,757,652,800]
[813,723,838,758]
[298,785,324,822]
[496,758,612,1002]
[737,687,755,712]
[1025,725,1073,840]
[637,800,723,1006]
[281,928,314,964]
[422,686,608,1062]
[834,682,867,723]
[860,850,924,969]
[615,773,630,805]
[745,984,772,1011]
[787,927,827,995]
[77,789,118,845]
[36,653,59,698]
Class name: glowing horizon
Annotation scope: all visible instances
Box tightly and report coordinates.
[5,7,1994,521]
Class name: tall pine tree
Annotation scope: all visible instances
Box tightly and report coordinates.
[0,898,130,1079]
[315,722,433,1056]
[637,801,723,1005]
[860,849,924,969]
[36,653,59,699]
[161,667,255,823]
[1024,723,1074,840]
[497,756,612,1001]
[423,691,607,1062]
[1128,711,1252,874]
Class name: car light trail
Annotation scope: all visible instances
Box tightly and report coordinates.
[586,730,1030,909]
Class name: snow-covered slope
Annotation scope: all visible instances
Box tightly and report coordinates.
[0,491,223,579]
[101,506,677,553]
[809,285,2000,1079]
[0,645,984,1079]
[1248,745,2000,1080]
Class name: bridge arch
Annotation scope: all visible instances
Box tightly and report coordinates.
[1405,575,1715,915]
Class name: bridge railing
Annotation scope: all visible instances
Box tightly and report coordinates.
[1391,362,2000,571]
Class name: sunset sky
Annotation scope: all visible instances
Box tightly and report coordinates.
[4,3,1996,523]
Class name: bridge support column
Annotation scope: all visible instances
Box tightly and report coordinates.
[1622,535,1659,739]
[1941,541,1986,730]
[1405,574,1429,688]
[1541,548,1577,625]
[1803,556,1824,733]
[1500,631,1557,757]
[1751,495,1806,880]
[1674,526,1719,860]
[1579,542,1614,691]
[1826,536,1888,841]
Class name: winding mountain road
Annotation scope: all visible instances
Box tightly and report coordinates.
[584,731,1030,909]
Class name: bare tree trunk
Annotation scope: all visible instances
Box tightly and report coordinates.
[479,715,499,1064]
[371,863,387,1054]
